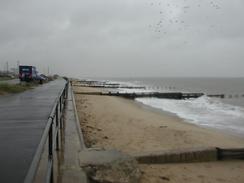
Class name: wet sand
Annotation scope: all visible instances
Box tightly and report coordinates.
[74,85,244,183]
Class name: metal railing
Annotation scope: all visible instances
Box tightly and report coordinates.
[24,80,69,183]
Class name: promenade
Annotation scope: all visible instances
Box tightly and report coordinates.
[0,79,67,183]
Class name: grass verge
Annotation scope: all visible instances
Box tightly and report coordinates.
[0,83,35,95]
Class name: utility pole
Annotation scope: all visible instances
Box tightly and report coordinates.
[6,61,9,74]
[17,60,20,75]
[17,60,20,68]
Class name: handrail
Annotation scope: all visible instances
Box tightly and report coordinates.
[24,80,69,183]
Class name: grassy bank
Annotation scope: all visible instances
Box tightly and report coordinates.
[0,83,35,95]
[0,77,13,81]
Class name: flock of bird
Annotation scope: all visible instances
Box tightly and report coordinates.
[147,0,223,38]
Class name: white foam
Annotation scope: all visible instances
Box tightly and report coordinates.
[105,80,154,93]
[136,96,244,136]
[117,88,155,93]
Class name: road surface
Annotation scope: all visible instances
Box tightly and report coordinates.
[0,79,67,183]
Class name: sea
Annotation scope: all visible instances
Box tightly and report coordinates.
[87,77,244,137]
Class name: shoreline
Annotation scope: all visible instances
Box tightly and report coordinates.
[73,85,244,183]
[73,85,244,152]
[134,98,244,140]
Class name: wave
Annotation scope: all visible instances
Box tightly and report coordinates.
[136,96,244,136]
[97,79,244,136]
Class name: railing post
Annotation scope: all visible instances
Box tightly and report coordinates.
[48,121,53,183]
[61,91,64,104]
[60,110,63,129]
[65,83,68,99]
[55,106,59,150]
[59,97,62,113]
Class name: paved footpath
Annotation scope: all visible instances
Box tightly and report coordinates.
[0,79,67,183]
[55,85,87,183]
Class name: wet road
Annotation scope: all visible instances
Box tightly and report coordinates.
[0,79,67,183]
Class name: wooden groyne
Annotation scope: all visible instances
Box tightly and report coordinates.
[75,90,243,100]
[75,91,206,99]
[217,148,244,160]
[134,147,244,164]
[76,80,147,89]
[72,84,146,89]
[75,80,244,99]
[207,94,225,99]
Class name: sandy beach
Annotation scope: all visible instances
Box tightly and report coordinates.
[74,85,244,183]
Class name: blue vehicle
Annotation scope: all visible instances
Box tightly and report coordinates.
[19,65,42,82]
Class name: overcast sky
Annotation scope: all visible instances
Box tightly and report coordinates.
[0,0,244,78]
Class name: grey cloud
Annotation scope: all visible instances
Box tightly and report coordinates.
[0,0,244,77]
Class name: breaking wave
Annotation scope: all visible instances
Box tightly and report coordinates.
[136,96,244,136]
